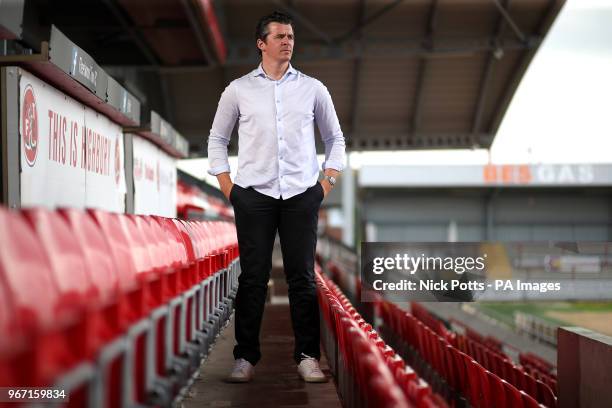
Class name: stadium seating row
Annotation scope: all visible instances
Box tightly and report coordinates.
[317,270,448,408]
[319,250,559,407]
[519,352,557,388]
[378,301,558,408]
[411,302,558,399]
[449,315,558,390]
[455,333,558,395]
[0,206,239,407]
[409,303,454,343]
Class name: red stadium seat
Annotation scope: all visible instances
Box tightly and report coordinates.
[125,215,200,403]
[446,349,464,395]
[536,379,558,408]
[22,208,96,304]
[88,210,151,323]
[88,209,160,406]
[143,216,173,269]
[58,209,120,303]
[24,207,140,406]
[521,390,542,408]
[150,217,205,368]
[386,352,405,375]
[487,370,506,408]
[473,363,492,408]
[151,216,187,268]
[503,379,524,408]
[120,214,156,275]
[395,365,418,393]
[0,206,242,407]
[406,378,432,406]
[0,208,87,393]
[368,368,414,408]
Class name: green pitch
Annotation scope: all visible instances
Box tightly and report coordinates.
[475,302,612,329]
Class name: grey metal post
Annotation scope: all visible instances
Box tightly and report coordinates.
[342,152,354,247]
[484,188,500,241]
[124,132,134,214]
[1,66,20,208]
[485,193,494,240]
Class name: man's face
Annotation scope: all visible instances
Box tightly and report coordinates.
[258,22,294,63]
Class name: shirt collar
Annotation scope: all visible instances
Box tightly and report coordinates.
[252,63,298,79]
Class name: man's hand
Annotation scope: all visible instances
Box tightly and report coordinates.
[222,182,234,200]
[216,172,234,201]
[319,169,340,199]
[320,180,331,198]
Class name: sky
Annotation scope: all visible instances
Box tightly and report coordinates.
[178,0,612,184]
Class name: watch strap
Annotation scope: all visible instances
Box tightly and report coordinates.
[324,175,336,186]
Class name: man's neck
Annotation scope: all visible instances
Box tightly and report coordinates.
[261,59,290,81]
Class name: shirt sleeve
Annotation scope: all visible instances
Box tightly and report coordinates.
[207,82,239,176]
[314,81,346,172]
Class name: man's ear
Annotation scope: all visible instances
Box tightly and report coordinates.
[257,38,266,53]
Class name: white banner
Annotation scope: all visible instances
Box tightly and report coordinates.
[133,135,177,217]
[359,164,612,188]
[158,147,177,217]
[19,69,125,211]
[84,110,126,212]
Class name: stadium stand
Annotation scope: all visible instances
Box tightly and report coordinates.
[0,206,239,407]
[317,268,448,408]
[316,238,561,408]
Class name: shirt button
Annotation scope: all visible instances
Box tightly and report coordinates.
[277,118,281,122]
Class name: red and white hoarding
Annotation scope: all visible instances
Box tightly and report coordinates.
[133,135,177,217]
[19,69,126,212]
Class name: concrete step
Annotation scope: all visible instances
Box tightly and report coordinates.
[183,303,341,407]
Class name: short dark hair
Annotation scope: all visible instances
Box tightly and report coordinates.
[255,11,294,55]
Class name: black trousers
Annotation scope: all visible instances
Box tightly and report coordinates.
[230,182,324,365]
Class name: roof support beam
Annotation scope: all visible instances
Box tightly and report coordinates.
[195,0,227,64]
[489,0,563,133]
[411,0,438,134]
[348,132,488,150]
[102,0,176,123]
[106,36,539,73]
[472,0,509,136]
[338,0,404,43]
[491,0,526,43]
[212,0,230,62]
[101,0,160,65]
[273,0,333,45]
[223,35,536,64]
[179,0,216,64]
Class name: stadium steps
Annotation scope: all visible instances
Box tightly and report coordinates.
[183,303,341,407]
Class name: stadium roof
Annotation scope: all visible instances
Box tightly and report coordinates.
[12,0,566,155]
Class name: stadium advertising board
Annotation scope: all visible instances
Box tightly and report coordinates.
[359,164,612,187]
[19,69,126,212]
[132,135,177,217]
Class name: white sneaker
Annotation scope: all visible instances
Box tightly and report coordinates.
[297,354,327,383]
[226,358,254,383]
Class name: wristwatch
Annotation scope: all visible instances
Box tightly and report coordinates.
[323,175,336,187]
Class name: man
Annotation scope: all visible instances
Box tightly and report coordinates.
[207,11,345,383]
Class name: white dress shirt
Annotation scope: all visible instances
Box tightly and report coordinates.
[207,64,346,199]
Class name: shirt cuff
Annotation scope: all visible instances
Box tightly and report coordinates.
[322,161,344,172]
[207,163,231,176]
